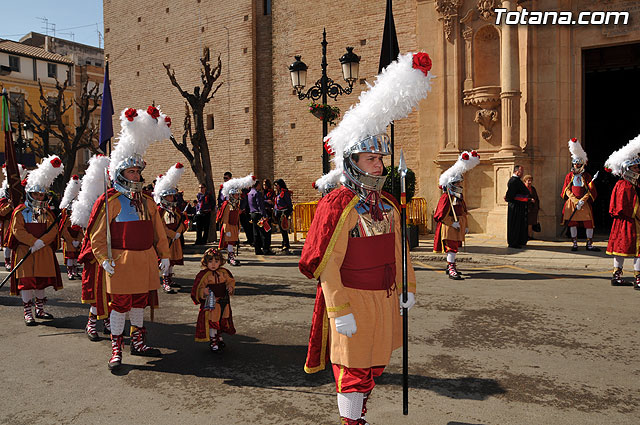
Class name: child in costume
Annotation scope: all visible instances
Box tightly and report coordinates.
[218,174,256,266]
[59,174,83,280]
[191,247,236,353]
[154,162,187,293]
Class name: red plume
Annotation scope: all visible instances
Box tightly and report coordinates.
[461,153,470,161]
[50,157,62,168]
[175,162,183,169]
[72,174,79,180]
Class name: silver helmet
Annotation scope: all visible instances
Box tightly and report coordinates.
[113,154,145,198]
[571,157,586,174]
[622,157,640,186]
[158,188,178,208]
[342,133,391,200]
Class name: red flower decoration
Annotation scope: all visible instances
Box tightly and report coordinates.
[471,150,478,157]
[50,157,62,168]
[312,182,317,189]
[461,153,470,160]
[72,174,79,180]
[604,167,612,173]
[125,108,138,121]
[219,183,224,189]
[175,162,183,169]
[412,52,432,76]
[251,175,256,180]
[324,141,335,155]
[571,137,577,142]
[21,179,27,186]
[165,116,172,127]
[147,106,160,119]
[97,153,104,157]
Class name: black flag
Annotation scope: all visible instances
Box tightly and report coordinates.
[378,0,400,73]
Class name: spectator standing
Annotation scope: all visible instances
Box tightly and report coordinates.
[218,172,232,206]
[248,180,274,255]
[505,165,529,249]
[523,175,540,239]
[195,183,215,245]
[273,179,293,254]
[239,188,254,247]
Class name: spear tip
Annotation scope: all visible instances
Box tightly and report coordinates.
[398,149,407,175]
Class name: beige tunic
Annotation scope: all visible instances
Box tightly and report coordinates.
[89,193,170,295]
[221,203,240,243]
[320,206,417,369]
[10,207,59,278]
[160,208,186,261]
[60,211,84,256]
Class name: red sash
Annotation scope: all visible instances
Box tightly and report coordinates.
[24,222,48,238]
[571,185,586,198]
[340,232,396,293]
[110,221,153,250]
[228,210,240,225]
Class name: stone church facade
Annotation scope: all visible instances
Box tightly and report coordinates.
[104,0,640,238]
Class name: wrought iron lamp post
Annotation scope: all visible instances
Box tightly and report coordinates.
[289,29,360,174]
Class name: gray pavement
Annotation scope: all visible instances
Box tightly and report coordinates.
[0,230,638,425]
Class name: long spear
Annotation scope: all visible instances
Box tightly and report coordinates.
[398,149,409,414]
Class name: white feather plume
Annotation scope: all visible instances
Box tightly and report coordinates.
[108,106,173,179]
[605,134,640,176]
[568,138,588,163]
[439,151,481,187]
[59,175,81,209]
[222,174,256,198]
[71,155,110,228]
[153,162,186,204]
[25,155,64,192]
[317,52,433,189]
[313,169,342,195]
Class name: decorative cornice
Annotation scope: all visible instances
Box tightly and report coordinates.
[435,0,463,42]
[477,0,500,21]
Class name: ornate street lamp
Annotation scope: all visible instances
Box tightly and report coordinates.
[289,29,360,174]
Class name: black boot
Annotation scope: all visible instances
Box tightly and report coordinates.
[571,238,578,252]
[447,262,463,280]
[635,272,640,291]
[130,326,162,356]
[34,297,54,319]
[611,267,625,286]
[86,313,100,341]
[586,238,601,252]
[108,334,124,371]
[23,300,36,326]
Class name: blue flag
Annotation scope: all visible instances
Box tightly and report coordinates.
[99,61,114,153]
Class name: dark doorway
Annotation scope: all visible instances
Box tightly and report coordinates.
[583,43,640,234]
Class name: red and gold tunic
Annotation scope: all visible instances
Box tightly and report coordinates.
[0,197,14,247]
[433,192,467,253]
[8,204,63,295]
[299,187,417,373]
[561,172,597,226]
[191,268,236,341]
[217,200,240,249]
[158,206,186,265]
[59,208,84,260]
[606,179,640,257]
[88,190,170,295]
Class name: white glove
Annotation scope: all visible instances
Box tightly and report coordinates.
[400,292,416,315]
[576,200,584,210]
[225,232,231,237]
[334,313,357,338]
[452,221,461,230]
[101,260,115,275]
[173,232,181,240]
[72,240,80,248]
[30,239,45,253]
[159,258,170,274]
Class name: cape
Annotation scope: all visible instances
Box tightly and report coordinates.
[78,188,120,264]
[298,186,399,280]
[560,172,597,215]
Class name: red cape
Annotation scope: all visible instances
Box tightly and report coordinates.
[299,186,399,373]
[432,192,467,253]
[607,179,639,257]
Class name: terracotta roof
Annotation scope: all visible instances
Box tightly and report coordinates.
[0,39,73,65]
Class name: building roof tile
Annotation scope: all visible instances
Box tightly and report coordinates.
[0,39,73,65]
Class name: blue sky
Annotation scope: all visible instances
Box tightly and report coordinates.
[0,0,103,47]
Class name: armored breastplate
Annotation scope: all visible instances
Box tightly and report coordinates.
[21,207,35,224]
[115,196,142,222]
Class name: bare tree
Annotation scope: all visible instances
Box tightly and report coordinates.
[22,75,101,187]
[164,47,223,243]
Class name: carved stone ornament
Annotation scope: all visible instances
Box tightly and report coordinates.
[475,108,499,141]
[435,0,463,42]
[477,0,499,21]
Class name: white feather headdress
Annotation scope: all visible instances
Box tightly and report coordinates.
[314,52,434,191]
[109,106,172,179]
[605,134,640,176]
[1,164,28,198]
[439,151,481,188]
[59,174,81,210]
[222,174,256,198]
[568,138,588,164]
[71,155,110,228]
[153,162,185,204]
[25,155,64,193]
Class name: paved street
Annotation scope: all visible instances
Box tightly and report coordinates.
[1,232,639,425]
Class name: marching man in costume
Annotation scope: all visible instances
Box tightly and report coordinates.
[154,162,187,293]
[561,138,599,252]
[59,175,83,280]
[73,154,112,341]
[300,51,431,425]
[1,164,28,270]
[8,155,64,325]
[218,174,256,266]
[88,106,172,370]
[434,151,480,280]
[604,135,640,288]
